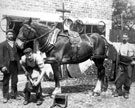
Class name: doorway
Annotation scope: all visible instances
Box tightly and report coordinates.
[5,16,39,74]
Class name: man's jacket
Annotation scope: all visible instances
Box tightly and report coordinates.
[0,40,20,73]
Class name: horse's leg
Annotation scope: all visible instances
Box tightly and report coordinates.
[50,48,65,95]
[51,63,62,94]
[93,58,107,96]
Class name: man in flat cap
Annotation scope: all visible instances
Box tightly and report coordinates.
[0,29,20,103]
[106,33,135,99]
[20,48,47,105]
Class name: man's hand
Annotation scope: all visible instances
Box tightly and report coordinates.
[1,67,7,72]
[33,80,39,86]
[131,60,135,65]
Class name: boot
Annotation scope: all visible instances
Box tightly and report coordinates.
[123,92,129,99]
[23,92,30,105]
[36,93,42,105]
[3,98,8,103]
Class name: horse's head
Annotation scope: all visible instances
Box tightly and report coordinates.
[16,18,37,49]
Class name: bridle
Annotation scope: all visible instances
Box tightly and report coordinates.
[18,23,58,44]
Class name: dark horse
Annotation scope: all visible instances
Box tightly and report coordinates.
[16,18,108,95]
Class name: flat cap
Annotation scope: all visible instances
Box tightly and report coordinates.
[23,48,32,54]
[6,29,14,34]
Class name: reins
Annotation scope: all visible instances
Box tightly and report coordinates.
[23,23,58,44]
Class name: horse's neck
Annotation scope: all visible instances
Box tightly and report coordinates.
[32,22,50,36]
[31,24,49,46]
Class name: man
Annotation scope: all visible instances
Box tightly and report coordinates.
[20,48,46,105]
[97,21,106,36]
[106,33,135,99]
[0,29,20,103]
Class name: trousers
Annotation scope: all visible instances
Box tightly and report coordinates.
[24,80,42,101]
[115,64,132,93]
[3,61,18,98]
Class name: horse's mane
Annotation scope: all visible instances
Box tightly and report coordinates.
[31,21,51,34]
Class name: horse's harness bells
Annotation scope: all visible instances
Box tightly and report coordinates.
[50,94,68,108]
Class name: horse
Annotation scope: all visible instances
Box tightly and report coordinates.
[15,18,108,95]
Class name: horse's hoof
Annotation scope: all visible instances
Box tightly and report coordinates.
[92,92,100,97]
[52,87,62,95]
[101,86,108,92]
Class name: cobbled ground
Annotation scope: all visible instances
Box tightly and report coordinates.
[0,74,135,108]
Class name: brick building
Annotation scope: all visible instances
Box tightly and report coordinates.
[0,0,113,42]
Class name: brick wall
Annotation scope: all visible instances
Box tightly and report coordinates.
[0,0,112,20]
[0,0,112,41]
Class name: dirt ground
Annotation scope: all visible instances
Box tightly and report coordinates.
[0,74,135,108]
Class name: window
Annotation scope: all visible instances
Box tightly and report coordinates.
[84,24,106,36]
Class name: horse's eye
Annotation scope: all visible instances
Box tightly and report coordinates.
[23,27,27,31]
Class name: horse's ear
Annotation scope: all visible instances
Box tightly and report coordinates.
[28,18,32,25]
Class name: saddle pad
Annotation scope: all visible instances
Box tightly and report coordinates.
[68,31,81,45]
[50,28,60,44]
